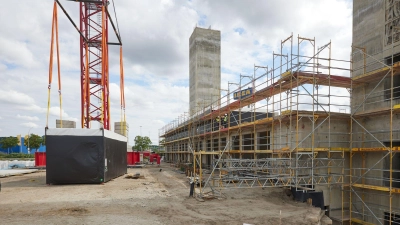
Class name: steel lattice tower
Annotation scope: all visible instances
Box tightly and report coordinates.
[80,1,110,129]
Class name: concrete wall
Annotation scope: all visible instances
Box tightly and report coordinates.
[189,27,221,115]
[353,0,400,77]
[352,78,400,113]
[352,190,400,224]
[352,114,400,148]
[56,119,76,128]
[352,0,384,77]
[271,117,350,150]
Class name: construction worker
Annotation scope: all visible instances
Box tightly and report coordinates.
[223,114,228,128]
[215,116,220,131]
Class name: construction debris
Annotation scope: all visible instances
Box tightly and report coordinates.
[125,173,145,179]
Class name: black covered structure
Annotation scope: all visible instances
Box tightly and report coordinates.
[46,128,127,184]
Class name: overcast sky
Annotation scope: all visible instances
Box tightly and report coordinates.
[0,0,352,145]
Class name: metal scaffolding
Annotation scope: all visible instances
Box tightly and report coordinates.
[347,35,400,225]
[159,34,352,217]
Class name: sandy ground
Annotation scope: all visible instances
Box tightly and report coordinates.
[0,163,322,225]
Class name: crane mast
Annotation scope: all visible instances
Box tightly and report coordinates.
[80,1,110,129]
[46,0,124,131]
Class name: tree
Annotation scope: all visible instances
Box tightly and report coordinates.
[41,135,46,146]
[0,136,19,154]
[133,135,152,151]
[24,134,43,153]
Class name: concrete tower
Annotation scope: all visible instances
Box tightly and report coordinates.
[189,27,221,115]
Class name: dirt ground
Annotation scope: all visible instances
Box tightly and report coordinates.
[0,163,323,225]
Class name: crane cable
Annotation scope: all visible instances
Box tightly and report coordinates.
[111,0,126,135]
[55,1,62,127]
[100,5,106,128]
[120,46,126,135]
[111,0,121,42]
[46,1,63,128]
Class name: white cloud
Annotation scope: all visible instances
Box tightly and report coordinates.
[17,114,39,121]
[0,63,6,72]
[0,0,353,144]
[0,90,36,106]
[20,122,39,128]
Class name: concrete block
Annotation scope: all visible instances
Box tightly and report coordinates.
[56,120,76,128]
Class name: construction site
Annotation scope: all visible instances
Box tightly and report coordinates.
[159,1,400,224]
[2,1,400,225]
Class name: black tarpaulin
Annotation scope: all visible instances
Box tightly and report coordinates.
[46,128,127,184]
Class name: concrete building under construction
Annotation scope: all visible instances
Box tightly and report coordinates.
[189,27,221,115]
[159,1,400,224]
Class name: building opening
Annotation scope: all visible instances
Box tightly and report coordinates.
[258,131,270,150]
[243,133,254,151]
[384,212,400,225]
[383,142,400,188]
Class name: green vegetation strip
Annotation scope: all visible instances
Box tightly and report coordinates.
[0,153,34,159]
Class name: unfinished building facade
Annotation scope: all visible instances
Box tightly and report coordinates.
[159,2,400,224]
[160,33,352,224]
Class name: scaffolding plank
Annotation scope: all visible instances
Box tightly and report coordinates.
[352,183,400,193]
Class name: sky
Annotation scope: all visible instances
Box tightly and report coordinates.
[0,0,352,146]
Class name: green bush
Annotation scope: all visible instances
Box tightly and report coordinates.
[0,153,34,159]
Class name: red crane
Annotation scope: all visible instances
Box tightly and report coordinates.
[46,0,125,130]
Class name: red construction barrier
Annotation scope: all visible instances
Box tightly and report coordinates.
[133,152,140,163]
[127,152,134,165]
[149,154,154,163]
[35,152,46,167]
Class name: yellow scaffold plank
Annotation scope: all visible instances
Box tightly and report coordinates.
[330,147,350,152]
[351,218,376,225]
[194,151,220,155]
[353,67,389,81]
[353,184,389,192]
[352,147,400,152]
[281,147,290,151]
[254,117,273,125]
[352,183,400,193]
[295,147,336,152]
[229,150,241,154]
[254,150,273,153]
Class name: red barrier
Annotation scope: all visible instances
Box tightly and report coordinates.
[149,154,154,163]
[127,152,142,165]
[156,155,161,165]
[127,152,134,165]
[35,152,46,167]
[133,152,140,163]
